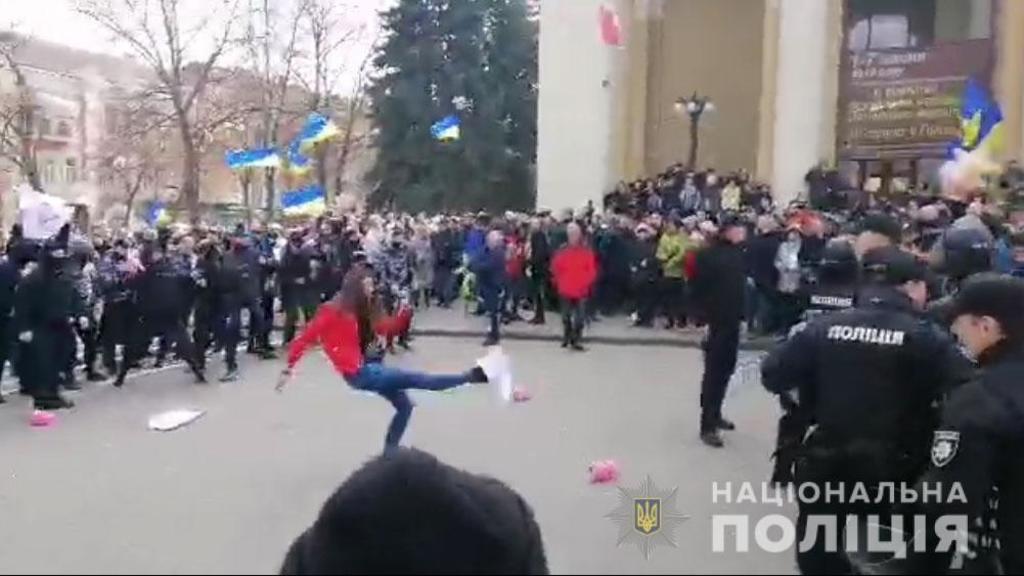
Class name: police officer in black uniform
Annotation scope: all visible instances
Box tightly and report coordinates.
[115,242,205,387]
[761,246,973,574]
[97,239,136,377]
[220,235,273,382]
[14,228,77,410]
[771,238,861,484]
[191,239,222,370]
[279,231,316,344]
[909,274,1024,574]
[690,214,748,448]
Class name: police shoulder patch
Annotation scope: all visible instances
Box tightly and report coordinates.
[931,431,961,468]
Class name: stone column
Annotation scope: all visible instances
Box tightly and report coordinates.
[770,0,839,206]
[537,0,619,211]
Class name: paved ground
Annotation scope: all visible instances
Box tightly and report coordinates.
[0,332,794,574]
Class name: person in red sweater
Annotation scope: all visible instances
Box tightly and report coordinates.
[550,222,598,351]
[277,269,509,451]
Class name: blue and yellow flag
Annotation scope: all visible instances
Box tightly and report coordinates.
[296,113,340,150]
[225,148,281,170]
[959,78,1003,156]
[431,115,461,142]
[147,201,172,226]
[281,184,326,217]
[285,139,313,175]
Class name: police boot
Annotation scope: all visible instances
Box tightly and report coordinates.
[717,417,736,431]
[36,395,75,410]
[219,366,239,382]
[700,430,725,448]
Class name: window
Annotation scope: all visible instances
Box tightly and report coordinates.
[105,105,120,135]
[38,117,51,136]
[64,158,77,183]
[42,161,56,184]
[56,120,71,138]
[848,0,992,51]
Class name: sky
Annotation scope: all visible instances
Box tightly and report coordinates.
[1,0,392,91]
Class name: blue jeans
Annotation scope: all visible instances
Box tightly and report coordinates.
[348,363,469,450]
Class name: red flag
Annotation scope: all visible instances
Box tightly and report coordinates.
[599,4,623,47]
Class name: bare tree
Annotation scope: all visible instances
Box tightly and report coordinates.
[78,0,242,223]
[94,99,172,227]
[332,39,376,201]
[295,0,363,199]
[243,0,304,219]
[0,33,42,191]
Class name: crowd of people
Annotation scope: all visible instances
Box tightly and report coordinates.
[2,155,1024,573]
[2,160,1023,412]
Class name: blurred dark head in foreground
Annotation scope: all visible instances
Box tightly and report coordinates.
[281,448,549,575]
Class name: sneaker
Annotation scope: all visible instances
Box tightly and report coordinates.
[476,348,512,402]
[717,418,736,431]
[482,336,499,347]
[570,343,587,352]
[700,431,725,448]
[193,368,208,384]
[112,377,125,389]
[219,369,239,383]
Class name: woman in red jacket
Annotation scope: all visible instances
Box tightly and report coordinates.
[277,269,507,451]
[550,222,598,351]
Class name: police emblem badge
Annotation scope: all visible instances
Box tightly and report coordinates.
[931,431,961,468]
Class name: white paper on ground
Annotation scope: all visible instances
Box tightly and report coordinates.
[148,409,206,432]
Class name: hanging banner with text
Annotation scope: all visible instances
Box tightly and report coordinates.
[837,40,993,160]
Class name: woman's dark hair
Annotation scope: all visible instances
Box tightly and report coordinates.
[334,268,375,352]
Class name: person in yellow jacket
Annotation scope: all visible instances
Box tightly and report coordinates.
[656,217,695,328]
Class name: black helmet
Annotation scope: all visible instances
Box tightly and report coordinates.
[942,227,993,280]
[818,239,858,286]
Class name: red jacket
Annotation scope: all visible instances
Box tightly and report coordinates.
[374,306,414,339]
[551,244,598,300]
[287,303,364,377]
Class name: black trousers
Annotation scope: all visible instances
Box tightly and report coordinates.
[633,279,658,325]
[560,298,586,345]
[0,317,13,382]
[25,326,69,405]
[72,312,99,374]
[223,297,267,370]
[699,320,740,433]
[282,300,316,344]
[119,313,201,382]
[193,301,220,370]
[101,300,134,373]
[660,276,687,326]
[529,268,549,322]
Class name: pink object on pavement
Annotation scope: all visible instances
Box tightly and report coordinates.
[512,388,532,403]
[588,460,620,485]
[30,410,56,427]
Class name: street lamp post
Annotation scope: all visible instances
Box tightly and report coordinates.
[675,92,714,171]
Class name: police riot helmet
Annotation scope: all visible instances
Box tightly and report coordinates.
[818,239,858,286]
[942,227,993,280]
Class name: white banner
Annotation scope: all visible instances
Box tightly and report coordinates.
[17,184,72,240]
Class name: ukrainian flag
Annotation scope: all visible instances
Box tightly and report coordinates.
[296,113,340,150]
[431,115,461,142]
[225,148,281,170]
[281,184,326,217]
[285,139,313,175]
[959,78,1004,157]
[147,201,172,226]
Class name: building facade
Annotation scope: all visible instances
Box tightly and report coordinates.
[537,0,1024,210]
